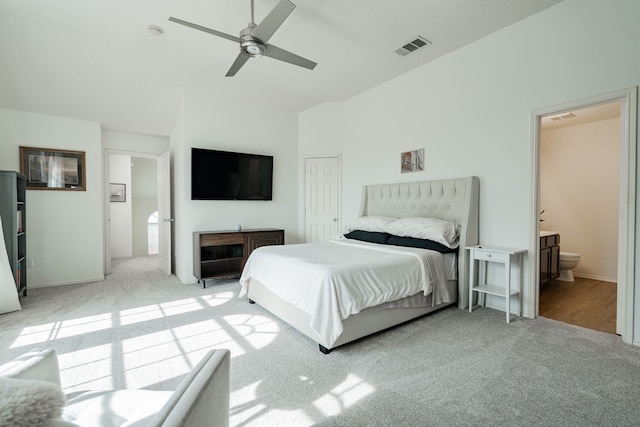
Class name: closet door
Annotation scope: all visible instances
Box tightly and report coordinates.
[304,157,340,243]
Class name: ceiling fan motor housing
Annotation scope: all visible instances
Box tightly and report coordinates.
[240,24,265,57]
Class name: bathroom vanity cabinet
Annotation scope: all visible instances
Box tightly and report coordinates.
[540,233,560,285]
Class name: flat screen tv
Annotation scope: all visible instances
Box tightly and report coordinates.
[191,148,273,201]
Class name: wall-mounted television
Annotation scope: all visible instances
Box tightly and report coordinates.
[191,148,273,201]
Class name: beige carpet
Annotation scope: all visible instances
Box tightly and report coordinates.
[1,256,640,426]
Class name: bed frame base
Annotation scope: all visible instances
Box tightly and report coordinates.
[247,277,456,353]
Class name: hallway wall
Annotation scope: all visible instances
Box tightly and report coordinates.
[131,157,157,256]
[109,154,132,257]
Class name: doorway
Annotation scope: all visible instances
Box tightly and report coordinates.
[105,152,160,273]
[531,88,637,344]
[538,101,621,334]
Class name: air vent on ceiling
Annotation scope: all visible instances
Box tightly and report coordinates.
[549,112,576,122]
[395,36,431,56]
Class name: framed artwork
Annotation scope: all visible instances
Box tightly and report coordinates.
[110,183,126,202]
[19,146,86,191]
[401,148,424,173]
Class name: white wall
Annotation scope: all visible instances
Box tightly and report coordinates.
[171,90,299,284]
[109,154,132,257]
[0,109,104,286]
[102,131,169,155]
[298,101,344,155]
[299,0,640,326]
[540,118,620,281]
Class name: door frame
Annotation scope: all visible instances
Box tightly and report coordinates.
[103,149,163,274]
[529,87,637,344]
[302,154,341,243]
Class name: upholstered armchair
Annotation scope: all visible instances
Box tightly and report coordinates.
[0,348,230,427]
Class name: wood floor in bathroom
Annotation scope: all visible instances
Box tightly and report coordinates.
[539,277,617,335]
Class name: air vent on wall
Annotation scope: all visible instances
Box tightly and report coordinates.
[395,36,431,56]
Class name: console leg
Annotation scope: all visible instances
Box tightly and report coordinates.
[249,299,255,304]
[319,344,332,354]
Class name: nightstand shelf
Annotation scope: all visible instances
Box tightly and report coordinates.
[472,284,520,298]
[467,245,526,323]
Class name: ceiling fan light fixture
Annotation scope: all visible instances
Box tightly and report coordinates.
[240,35,265,57]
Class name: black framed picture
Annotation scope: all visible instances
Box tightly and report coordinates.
[19,146,86,191]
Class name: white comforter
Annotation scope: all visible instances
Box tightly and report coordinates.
[239,239,449,346]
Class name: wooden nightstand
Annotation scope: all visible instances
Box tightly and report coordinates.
[467,245,527,323]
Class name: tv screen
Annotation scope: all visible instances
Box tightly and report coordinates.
[191,148,273,201]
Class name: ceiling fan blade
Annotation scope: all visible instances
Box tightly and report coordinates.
[251,0,295,43]
[226,53,251,77]
[264,44,317,70]
[169,17,240,43]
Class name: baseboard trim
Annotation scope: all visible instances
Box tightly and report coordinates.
[28,276,105,289]
[573,273,617,283]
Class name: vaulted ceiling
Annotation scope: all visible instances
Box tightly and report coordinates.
[0,0,563,136]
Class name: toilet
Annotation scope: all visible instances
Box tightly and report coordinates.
[558,252,581,282]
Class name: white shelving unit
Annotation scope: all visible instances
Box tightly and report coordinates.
[467,245,526,323]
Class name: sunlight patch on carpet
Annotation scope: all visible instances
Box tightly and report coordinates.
[202,291,235,307]
[313,373,375,417]
[224,314,279,350]
[12,314,113,348]
[58,344,114,391]
[120,298,207,325]
[229,381,316,426]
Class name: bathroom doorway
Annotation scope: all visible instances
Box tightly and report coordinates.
[532,88,637,343]
[539,101,620,334]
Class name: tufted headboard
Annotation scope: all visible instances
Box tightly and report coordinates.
[357,176,479,309]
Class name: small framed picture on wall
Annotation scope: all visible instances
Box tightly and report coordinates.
[401,148,424,173]
[110,183,126,202]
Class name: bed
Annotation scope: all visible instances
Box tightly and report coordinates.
[239,176,479,353]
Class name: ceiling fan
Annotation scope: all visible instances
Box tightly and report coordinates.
[169,0,317,77]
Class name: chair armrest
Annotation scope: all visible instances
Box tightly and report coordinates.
[148,349,231,427]
[0,348,62,386]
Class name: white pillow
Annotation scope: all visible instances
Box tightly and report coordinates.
[385,217,461,248]
[0,376,66,427]
[344,216,397,233]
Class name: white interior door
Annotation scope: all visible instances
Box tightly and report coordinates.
[158,150,172,275]
[305,157,340,243]
[104,153,111,275]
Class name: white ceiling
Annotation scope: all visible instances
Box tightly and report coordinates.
[0,0,563,136]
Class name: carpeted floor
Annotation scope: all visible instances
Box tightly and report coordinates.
[1,256,640,426]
